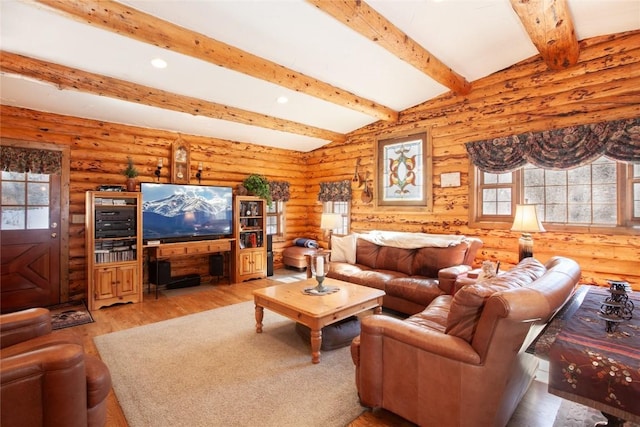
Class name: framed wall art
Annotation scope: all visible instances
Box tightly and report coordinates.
[376,131,432,210]
[171,137,190,184]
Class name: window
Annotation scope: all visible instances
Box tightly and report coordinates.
[472,156,639,232]
[1,171,50,230]
[266,201,285,239]
[323,201,350,235]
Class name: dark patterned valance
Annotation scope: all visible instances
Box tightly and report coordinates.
[269,181,290,202]
[317,179,352,202]
[1,146,62,175]
[465,117,640,173]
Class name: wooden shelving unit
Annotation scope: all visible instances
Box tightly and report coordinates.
[85,191,143,310]
[234,196,267,282]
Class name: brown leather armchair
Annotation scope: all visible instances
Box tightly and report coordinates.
[1,308,112,427]
[351,257,581,427]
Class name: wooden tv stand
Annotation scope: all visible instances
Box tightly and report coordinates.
[145,239,236,297]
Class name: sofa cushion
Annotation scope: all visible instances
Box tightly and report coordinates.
[405,295,452,333]
[412,242,469,280]
[445,258,547,343]
[376,246,416,275]
[331,234,357,264]
[352,270,405,291]
[386,277,443,307]
[355,239,381,268]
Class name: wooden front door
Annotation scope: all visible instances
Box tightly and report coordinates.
[1,168,62,313]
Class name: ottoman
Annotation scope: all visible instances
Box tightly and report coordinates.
[295,316,361,351]
[282,246,318,270]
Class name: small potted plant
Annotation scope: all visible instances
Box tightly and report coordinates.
[122,156,139,191]
[243,174,272,206]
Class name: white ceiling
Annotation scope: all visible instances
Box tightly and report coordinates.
[1,0,639,152]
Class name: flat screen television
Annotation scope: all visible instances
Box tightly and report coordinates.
[140,183,233,244]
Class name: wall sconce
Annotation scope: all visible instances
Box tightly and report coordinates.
[196,162,203,184]
[511,204,546,261]
[155,158,163,182]
[320,213,342,249]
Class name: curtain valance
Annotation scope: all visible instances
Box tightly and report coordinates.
[465,117,640,173]
[269,181,290,202]
[317,179,352,202]
[1,146,62,175]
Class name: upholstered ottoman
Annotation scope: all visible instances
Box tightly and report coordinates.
[282,246,318,270]
[295,316,361,351]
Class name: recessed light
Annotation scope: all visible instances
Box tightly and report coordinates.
[151,58,167,69]
[276,96,288,104]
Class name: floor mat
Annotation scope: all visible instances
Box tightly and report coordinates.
[48,300,94,330]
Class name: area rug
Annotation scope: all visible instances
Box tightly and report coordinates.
[48,300,94,330]
[94,301,364,427]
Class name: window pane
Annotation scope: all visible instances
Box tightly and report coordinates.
[497,173,512,184]
[546,170,566,186]
[483,188,496,202]
[497,202,511,215]
[546,204,566,222]
[593,204,616,224]
[28,182,50,205]
[1,171,25,180]
[546,185,566,204]
[27,207,49,229]
[27,173,50,182]
[524,168,544,186]
[1,207,25,229]
[1,182,26,205]
[569,204,591,223]
[483,173,497,184]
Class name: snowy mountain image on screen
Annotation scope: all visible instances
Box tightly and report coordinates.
[142,189,232,239]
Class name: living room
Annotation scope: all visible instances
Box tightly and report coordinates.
[1,1,639,426]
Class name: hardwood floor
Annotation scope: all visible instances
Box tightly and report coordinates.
[68,270,563,427]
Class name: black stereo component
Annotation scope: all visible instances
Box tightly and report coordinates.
[96,209,135,222]
[209,254,224,278]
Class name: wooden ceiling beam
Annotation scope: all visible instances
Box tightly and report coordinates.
[34,0,398,122]
[510,0,579,70]
[307,0,471,95]
[0,51,346,142]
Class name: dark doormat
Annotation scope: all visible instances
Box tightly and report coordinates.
[47,300,94,330]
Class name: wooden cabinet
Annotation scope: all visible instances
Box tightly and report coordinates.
[234,196,267,281]
[85,191,142,310]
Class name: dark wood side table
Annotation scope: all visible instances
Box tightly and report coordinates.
[548,286,640,426]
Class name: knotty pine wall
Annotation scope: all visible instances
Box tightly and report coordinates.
[0,105,311,301]
[1,30,639,303]
[308,30,640,290]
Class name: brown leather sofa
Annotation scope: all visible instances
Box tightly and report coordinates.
[1,308,112,427]
[327,234,483,315]
[350,256,581,427]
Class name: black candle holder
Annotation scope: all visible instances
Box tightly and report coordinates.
[598,280,634,332]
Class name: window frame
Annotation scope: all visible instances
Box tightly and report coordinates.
[266,200,285,241]
[322,201,350,236]
[469,159,640,235]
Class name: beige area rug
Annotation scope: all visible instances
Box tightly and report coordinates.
[553,399,640,427]
[94,300,364,427]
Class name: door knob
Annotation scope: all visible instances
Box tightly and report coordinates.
[51,232,57,238]
[51,222,58,228]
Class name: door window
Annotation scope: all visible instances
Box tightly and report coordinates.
[1,171,50,230]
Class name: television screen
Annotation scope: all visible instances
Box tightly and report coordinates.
[141,183,233,243]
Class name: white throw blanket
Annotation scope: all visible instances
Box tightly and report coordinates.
[358,230,467,249]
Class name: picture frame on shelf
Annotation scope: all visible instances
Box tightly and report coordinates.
[171,138,190,184]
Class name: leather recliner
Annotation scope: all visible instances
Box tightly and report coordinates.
[351,256,581,427]
[0,307,112,427]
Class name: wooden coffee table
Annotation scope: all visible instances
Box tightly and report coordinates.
[253,277,385,364]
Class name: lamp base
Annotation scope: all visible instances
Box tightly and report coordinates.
[518,233,534,261]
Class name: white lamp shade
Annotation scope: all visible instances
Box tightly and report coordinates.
[320,213,342,230]
[511,204,546,233]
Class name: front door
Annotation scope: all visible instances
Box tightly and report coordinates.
[1,160,62,313]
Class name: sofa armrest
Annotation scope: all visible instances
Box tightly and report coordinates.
[0,308,52,349]
[1,344,88,427]
[438,264,473,294]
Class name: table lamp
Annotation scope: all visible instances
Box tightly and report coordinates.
[320,213,342,248]
[511,204,545,261]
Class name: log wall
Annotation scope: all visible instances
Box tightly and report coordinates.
[0,106,310,301]
[308,30,640,290]
[1,30,639,303]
